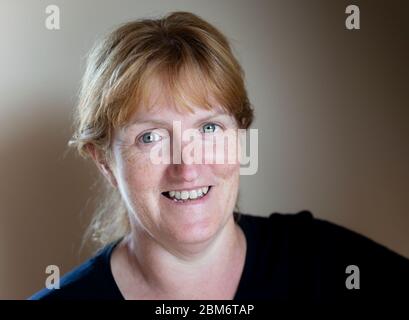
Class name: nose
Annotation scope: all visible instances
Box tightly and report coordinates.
[167,129,202,182]
[168,136,200,183]
[167,163,200,183]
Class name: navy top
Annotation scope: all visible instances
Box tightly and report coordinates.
[29,211,409,301]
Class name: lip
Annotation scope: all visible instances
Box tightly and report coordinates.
[162,185,212,193]
[161,186,213,206]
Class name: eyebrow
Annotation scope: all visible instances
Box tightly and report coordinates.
[125,112,234,130]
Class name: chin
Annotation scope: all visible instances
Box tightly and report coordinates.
[165,214,225,245]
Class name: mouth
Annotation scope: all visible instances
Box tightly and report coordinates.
[161,186,213,204]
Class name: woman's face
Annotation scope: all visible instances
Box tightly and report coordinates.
[109,91,241,248]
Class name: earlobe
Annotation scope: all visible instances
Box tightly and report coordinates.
[100,163,118,189]
[86,144,118,188]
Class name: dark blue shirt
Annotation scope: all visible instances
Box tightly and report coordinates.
[29,211,409,301]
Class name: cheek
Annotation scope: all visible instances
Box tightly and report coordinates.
[117,152,163,195]
[210,162,240,186]
[201,129,241,166]
[117,157,167,225]
[210,163,240,215]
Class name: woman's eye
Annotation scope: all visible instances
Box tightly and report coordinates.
[202,122,221,134]
[139,131,162,144]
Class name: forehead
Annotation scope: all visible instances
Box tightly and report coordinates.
[127,76,231,124]
[125,102,233,130]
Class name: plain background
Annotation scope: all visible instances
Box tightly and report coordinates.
[0,0,408,299]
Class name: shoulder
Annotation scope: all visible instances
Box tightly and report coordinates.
[238,210,409,301]
[241,210,409,264]
[238,209,313,226]
[239,209,408,261]
[29,242,122,300]
[237,210,314,241]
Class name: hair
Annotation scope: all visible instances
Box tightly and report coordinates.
[68,11,254,250]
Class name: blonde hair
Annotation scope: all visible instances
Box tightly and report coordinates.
[69,11,254,249]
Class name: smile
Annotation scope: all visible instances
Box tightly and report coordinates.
[161,186,212,203]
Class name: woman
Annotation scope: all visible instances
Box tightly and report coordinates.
[30,11,409,301]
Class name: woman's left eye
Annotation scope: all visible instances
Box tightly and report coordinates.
[139,131,162,144]
[201,122,221,134]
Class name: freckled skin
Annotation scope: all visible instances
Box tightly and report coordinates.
[108,100,241,250]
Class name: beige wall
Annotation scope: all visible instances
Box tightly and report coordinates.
[0,0,408,299]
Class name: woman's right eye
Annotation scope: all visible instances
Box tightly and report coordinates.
[139,131,162,144]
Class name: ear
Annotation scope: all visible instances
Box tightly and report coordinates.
[86,144,118,189]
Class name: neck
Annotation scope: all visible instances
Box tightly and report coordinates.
[120,215,246,297]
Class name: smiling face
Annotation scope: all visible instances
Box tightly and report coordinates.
[106,88,241,249]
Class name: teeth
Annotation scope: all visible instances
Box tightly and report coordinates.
[189,190,198,199]
[166,186,211,200]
